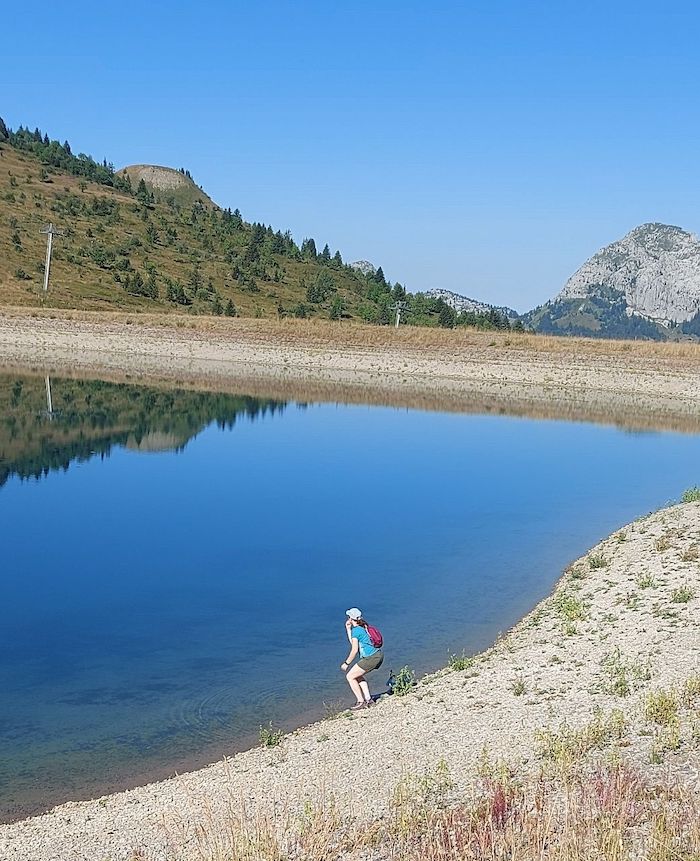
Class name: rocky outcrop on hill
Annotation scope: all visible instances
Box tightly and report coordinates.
[117,164,218,209]
[425,288,518,318]
[526,223,700,340]
[349,260,377,276]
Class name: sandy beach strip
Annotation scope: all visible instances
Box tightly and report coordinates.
[0,309,699,432]
[1,500,698,860]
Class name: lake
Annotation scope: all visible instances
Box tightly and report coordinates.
[1,371,699,821]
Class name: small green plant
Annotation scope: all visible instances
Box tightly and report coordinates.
[392,665,416,697]
[681,486,700,503]
[511,675,526,696]
[616,531,627,543]
[588,554,608,570]
[682,674,700,708]
[448,650,473,671]
[601,648,651,697]
[636,572,656,589]
[554,592,587,622]
[671,585,694,604]
[624,592,641,610]
[654,536,671,552]
[644,689,679,726]
[259,722,284,747]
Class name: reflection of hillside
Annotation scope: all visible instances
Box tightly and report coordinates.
[0,375,286,487]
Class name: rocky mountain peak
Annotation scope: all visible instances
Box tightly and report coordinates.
[555,222,700,325]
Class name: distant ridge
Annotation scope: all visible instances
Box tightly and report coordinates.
[424,288,519,319]
[117,164,219,209]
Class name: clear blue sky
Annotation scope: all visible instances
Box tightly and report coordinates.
[4,1,700,311]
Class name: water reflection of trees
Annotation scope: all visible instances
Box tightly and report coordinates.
[0,375,287,487]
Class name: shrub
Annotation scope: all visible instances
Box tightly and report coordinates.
[259,722,284,747]
[511,675,526,696]
[448,651,473,671]
[636,572,656,589]
[554,592,587,622]
[672,585,694,604]
[644,689,678,726]
[681,486,700,503]
[392,666,416,697]
[588,554,608,570]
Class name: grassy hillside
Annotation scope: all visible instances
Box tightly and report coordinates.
[0,121,519,329]
[0,123,400,319]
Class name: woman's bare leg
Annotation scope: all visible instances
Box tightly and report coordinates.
[346,665,366,702]
[359,679,371,702]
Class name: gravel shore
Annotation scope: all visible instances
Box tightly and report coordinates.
[1,501,698,861]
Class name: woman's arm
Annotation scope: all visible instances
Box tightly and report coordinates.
[341,638,359,669]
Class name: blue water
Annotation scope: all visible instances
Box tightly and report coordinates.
[1,374,699,820]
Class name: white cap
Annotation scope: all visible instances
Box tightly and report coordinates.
[346,607,362,620]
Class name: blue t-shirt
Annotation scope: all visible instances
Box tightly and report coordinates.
[352,625,378,658]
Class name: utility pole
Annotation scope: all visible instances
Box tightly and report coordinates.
[40,223,62,294]
[390,300,408,328]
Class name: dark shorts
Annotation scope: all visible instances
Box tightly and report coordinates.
[357,651,384,673]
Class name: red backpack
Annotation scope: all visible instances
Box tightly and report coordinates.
[366,624,383,649]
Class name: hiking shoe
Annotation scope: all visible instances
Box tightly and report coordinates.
[365,698,376,707]
[350,701,367,711]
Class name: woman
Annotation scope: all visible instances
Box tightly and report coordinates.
[341,607,384,710]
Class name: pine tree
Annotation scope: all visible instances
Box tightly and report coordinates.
[375,266,386,285]
[0,117,8,141]
[301,238,317,258]
[224,299,237,317]
[321,243,331,261]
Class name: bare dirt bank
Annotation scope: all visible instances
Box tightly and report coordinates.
[1,502,698,860]
[0,309,699,432]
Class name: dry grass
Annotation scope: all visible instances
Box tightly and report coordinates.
[153,756,700,861]
[2,305,700,363]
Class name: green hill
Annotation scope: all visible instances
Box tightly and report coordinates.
[0,119,519,330]
[0,120,396,319]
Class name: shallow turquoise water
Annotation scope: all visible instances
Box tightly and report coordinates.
[1,373,698,820]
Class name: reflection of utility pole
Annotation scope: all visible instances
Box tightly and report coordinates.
[40,223,62,294]
[390,300,408,328]
[45,375,54,419]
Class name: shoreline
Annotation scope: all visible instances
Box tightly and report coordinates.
[1,309,699,433]
[2,500,698,860]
